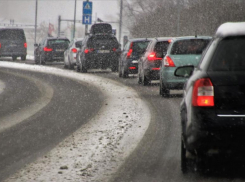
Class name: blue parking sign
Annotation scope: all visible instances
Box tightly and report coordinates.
[82,15,92,25]
[83,1,92,15]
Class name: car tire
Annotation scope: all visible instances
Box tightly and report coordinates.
[68,58,74,70]
[111,65,118,72]
[76,64,81,72]
[138,73,142,84]
[34,55,39,64]
[160,81,170,97]
[118,64,122,77]
[21,55,26,61]
[122,67,128,78]
[12,56,17,61]
[181,139,188,174]
[39,55,45,65]
[81,61,87,73]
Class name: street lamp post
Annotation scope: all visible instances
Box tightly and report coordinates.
[119,0,123,44]
[35,0,38,44]
[73,0,77,39]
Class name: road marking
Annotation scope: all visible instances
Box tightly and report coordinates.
[0,71,54,133]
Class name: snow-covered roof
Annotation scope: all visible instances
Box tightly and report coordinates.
[215,22,245,38]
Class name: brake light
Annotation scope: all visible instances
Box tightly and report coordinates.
[72,48,77,53]
[164,56,175,67]
[113,48,117,52]
[129,67,136,70]
[147,52,162,61]
[84,48,94,54]
[152,68,160,70]
[192,78,214,107]
[0,43,1,48]
[127,42,133,58]
[24,42,27,48]
[43,47,52,52]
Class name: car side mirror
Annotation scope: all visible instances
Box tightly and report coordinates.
[174,65,194,78]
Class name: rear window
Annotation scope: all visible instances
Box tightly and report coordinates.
[47,39,70,46]
[209,36,245,72]
[154,41,169,53]
[0,29,25,40]
[171,39,210,55]
[132,41,149,52]
[88,36,119,48]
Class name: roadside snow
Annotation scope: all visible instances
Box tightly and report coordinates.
[0,62,151,182]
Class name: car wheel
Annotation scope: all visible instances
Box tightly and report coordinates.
[39,55,45,65]
[68,58,74,70]
[118,64,122,77]
[12,56,17,61]
[76,64,81,72]
[122,66,128,78]
[181,139,188,174]
[81,61,87,73]
[138,72,142,84]
[160,81,170,97]
[21,55,26,61]
[111,64,118,72]
[142,71,150,86]
[34,55,39,64]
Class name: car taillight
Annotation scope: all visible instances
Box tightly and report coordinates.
[72,48,77,53]
[113,48,117,52]
[192,78,214,107]
[152,68,160,70]
[43,47,52,52]
[0,43,1,48]
[147,52,162,61]
[24,42,27,48]
[164,56,175,67]
[127,42,133,58]
[129,67,136,70]
[84,48,94,54]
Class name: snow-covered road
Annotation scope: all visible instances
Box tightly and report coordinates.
[0,62,151,182]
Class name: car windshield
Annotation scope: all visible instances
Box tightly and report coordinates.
[171,39,210,55]
[154,41,169,53]
[47,39,70,46]
[132,41,149,52]
[209,36,245,71]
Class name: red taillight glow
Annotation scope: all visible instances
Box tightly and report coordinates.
[168,39,173,43]
[0,43,1,48]
[127,48,133,58]
[152,68,160,70]
[72,48,77,53]
[164,56,175,67]
[84,48,94,54]
[129,67,136,70]
[147,52,162,61]
[192,78,214,107]
[113,48,117,52]
[24,42,27,48]
[43,47,52,52]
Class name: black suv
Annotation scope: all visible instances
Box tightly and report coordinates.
[76,24,120,72]
[34,37,70,64]
[119,38,151,78]
[175,22,245,173]
[0,28,27,61]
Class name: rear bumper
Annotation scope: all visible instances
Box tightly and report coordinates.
[145,69,160,80]
[43,52,64,61]
[186,107,245,152]
[0,51,27,57]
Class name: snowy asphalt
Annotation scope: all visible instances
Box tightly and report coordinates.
[1,59,245,182]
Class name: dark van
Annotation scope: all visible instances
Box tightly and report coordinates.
[0,28,27,61]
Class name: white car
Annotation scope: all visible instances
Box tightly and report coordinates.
[64,38,83,69]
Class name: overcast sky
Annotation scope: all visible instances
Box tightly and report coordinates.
[0,0,120,28]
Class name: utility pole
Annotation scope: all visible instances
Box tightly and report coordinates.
[85,0,89,35]
[58,15,61,37]
[177,0,180,36]
[73,0,77,39]
[119,0,123,44]
[34,0,38,44]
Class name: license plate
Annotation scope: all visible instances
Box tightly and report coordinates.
[56,49,64,52]
[97,50,110,53]
[132,60,138,63]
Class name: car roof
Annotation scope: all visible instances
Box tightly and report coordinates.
[128,38,153,42]
[215,22,245,38]
[171,36,212,42]
[46,37,69,40]
[0,28,24,30]
[153,37,173,42]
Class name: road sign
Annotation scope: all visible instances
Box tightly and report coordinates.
[82,15,92,25]
[83,1,92,15]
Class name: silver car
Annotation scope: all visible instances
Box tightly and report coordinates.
[64,38,83,69]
